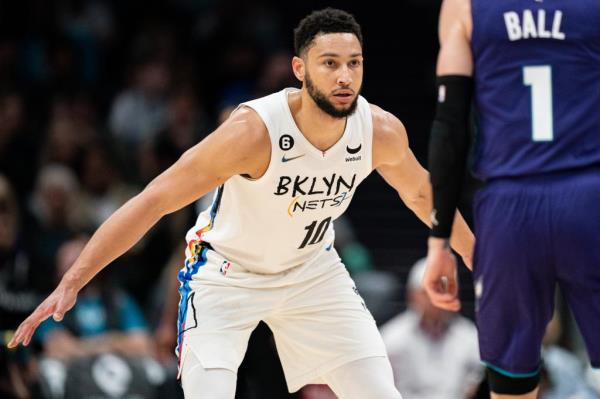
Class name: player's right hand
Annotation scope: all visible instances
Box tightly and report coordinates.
[423,237,461,312]
[7,283,78,348]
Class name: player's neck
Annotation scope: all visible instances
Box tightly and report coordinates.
[290,90,347,152]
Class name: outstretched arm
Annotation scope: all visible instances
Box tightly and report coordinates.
[425,0,474,311]
[8,107,270,348]
[371,105,475,268]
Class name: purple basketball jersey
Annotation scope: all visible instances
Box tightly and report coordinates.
[471,0,600,180]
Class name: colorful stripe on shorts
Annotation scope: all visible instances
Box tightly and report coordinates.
[175,185,224,376]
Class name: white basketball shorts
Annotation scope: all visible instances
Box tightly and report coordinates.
[176,244,388,392]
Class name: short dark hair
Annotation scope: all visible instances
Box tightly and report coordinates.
[293,8,363,56]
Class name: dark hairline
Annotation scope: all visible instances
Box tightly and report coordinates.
[298,31,363,58]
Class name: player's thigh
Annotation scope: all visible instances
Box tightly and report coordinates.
[473,182,556,375]
[177,281,269,372]
[321,356,402,399]
[266,265,387,391]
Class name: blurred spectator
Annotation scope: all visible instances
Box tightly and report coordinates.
[78,140,136,230]
[37,236,153,359]
[138,86,212,185]
[58,0,116,87]
[540,349,600,399]
[334,215,375,275]
[164,87,211,151]
[109,58,171,149]
[0,92,38,201]
[40,97,96,173]
[352,270,401,325]
[69,91,98,128]
[35,236,165,398]
[59,0,115,43]
[153,244,186,364]
[28,164,82,230]
[0,175,40,399]
[216,39,261,110]
[26,164,82,292]
[380,257,483,399]
[0,175,41,330]
[538,308,600,399]
[0,343,32,399]
[587,369,600,397]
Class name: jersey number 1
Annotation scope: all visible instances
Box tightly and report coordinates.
[523,65,554,142]
[299,217,332,249]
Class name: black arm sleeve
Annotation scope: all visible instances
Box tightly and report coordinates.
[428,75,473,238]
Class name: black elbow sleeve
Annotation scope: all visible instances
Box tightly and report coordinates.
[428,75,473,238]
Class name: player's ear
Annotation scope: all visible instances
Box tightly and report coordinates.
[292,56,305,82]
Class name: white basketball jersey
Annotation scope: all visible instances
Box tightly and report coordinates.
[185,88,373,274]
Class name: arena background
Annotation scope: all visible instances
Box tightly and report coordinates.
[1,1,595,398]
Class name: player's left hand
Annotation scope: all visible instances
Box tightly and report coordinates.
[423,237,460,312]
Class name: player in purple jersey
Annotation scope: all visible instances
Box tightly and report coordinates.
[424,0,600,398]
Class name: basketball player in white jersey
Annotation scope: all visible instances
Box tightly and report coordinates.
[9,8,474,398]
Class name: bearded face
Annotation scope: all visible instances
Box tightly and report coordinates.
[305,69,360,118]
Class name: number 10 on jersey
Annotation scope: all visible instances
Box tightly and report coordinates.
[299,217,332,249]
[523,65,554,142]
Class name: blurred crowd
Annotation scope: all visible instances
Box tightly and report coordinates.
[0,1,364,397]
[0,1,598,398]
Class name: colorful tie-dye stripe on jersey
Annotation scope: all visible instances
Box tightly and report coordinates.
[175,186,223,376]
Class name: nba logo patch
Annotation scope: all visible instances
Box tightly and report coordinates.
[220,261,232,276]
